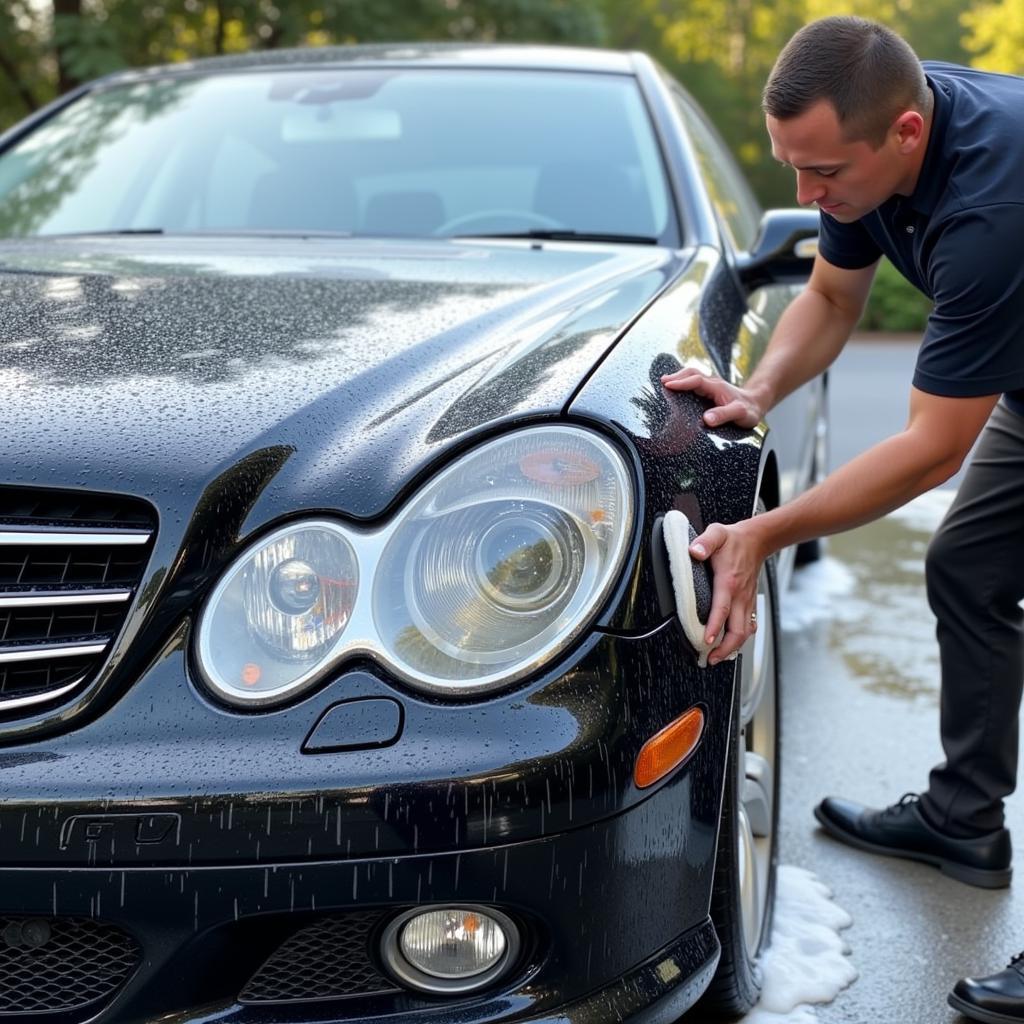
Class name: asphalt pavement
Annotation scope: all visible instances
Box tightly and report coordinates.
[776,336,1024,1023]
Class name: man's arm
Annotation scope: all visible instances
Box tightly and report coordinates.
[661,255,878,426]
[694,387,999,664]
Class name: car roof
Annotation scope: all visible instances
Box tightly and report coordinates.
[99,43,639,86]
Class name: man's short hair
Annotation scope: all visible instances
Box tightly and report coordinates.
[763,16,931,147]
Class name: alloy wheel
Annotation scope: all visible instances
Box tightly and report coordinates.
[736,561,777,961]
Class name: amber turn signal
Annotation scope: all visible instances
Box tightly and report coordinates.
[634,707,705,789]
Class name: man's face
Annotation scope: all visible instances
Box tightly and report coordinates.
[766,101,906,222]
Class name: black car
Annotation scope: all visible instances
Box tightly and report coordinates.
[0,44,823,1024]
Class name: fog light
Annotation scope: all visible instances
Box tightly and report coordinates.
[380,906,519,994]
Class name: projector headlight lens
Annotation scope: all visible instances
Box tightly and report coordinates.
[269,558,322,615]
[381,906,519,993]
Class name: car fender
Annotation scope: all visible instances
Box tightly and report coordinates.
[570,245,765,633]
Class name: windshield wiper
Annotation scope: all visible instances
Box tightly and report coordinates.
[43,229,166,237]
[452,229,660,245]
[41,229,360,239]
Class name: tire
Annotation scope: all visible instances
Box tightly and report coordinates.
[794,535,821,566]
[696,503,781,1017]
[795,378,829,566]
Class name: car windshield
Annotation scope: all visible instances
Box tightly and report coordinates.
[0,67,675,243]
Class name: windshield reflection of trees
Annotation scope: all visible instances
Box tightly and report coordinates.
[0,81,188,237]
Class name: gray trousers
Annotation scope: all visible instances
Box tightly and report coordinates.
[920,400,1024,836]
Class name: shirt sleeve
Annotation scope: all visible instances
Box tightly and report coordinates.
[816,210,882,270]
[914,204,1024,397]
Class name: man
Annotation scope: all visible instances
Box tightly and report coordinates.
[661,15,1024,1022]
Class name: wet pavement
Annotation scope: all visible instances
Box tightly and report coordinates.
[776,337,1024,1023]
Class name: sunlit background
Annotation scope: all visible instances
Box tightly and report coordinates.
[2,0,1017,329]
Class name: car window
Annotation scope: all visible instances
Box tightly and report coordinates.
[671,88,761,252]
[0,69,676,243]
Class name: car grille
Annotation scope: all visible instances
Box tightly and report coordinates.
[0,488,156,716]
[0,915,140,1015]
[239,913,398,1003]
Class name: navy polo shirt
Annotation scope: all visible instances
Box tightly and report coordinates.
[818,62,1024,416]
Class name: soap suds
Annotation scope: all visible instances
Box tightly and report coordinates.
[741,866,857,1023]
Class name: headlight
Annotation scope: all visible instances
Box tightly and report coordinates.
[196,426,634,705]
[198,525,359,702]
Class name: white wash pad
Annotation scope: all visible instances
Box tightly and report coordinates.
[663,510,734,667]
[741,865,857,1023]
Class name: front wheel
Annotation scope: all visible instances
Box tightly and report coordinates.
[696,511,780,1017]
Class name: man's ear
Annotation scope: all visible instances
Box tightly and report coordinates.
[894,110,925,152]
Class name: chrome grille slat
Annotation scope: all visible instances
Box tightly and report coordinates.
[0,530,151,547]
[0,642,109,664]
[0,590,131,609]
[0,489,156,718]
[0,677,85,711]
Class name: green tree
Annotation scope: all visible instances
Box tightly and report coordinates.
[603,0,972,208]
[0,0,606,133]
[0,2,51,119]
[962,0,1024,72]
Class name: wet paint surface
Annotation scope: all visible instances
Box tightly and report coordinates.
[0,618,731,866]
[0,235,674,517]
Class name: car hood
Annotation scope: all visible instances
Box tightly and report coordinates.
[0,235,682,522]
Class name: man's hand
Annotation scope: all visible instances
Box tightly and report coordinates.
[660,368,768,429]
[684,388,1000,667]
[689,519,766,665]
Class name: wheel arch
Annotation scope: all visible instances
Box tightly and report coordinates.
[755,445,780,512]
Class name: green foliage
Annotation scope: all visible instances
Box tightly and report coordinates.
[0,0,606,134]
[0,2,53,120]
[602,0,971,210]
[859,258,933,333]
[962,0,1024,73]
[53,13,130,81]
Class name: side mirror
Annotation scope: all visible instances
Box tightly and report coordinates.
[736,209,819,289]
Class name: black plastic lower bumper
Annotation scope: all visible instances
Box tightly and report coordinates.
[153,917,720,1024]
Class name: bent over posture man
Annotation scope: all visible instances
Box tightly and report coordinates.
[661,16,1024,1022]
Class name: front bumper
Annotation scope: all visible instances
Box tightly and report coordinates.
[1,764,720,1024]
[0,617,736,1023]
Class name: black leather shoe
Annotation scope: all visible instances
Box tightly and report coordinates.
[949,954,1024,1023]
[813,793,1011,889]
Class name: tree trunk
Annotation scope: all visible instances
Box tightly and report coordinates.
[215,0,225,55]
[0,46,39,114]
[53,0,83,95]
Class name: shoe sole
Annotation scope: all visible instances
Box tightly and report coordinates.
[813,805,1012,890]
[948,991,1024,1023]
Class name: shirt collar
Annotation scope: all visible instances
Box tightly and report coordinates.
[906,75,952,216]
